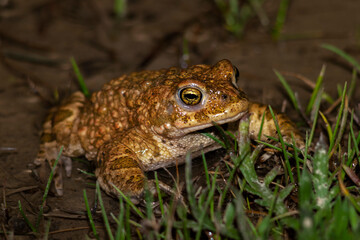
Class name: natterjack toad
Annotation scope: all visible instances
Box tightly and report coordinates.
[34,60,303,199]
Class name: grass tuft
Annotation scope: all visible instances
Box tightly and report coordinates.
[113,0,127,19]
[19,146,63,234]
[70,57,90,98]
[272,0,290,40]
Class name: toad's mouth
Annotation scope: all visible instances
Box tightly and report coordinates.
[181,110,248,135]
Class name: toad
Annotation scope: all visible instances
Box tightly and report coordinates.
[34,59,303,199]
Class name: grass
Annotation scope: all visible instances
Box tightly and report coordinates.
[271,0,290,40]
[16,46,360,239]
[18,146,63,236]
[113,0,127,19]
[70,57,90,98]
[214,0,288,39]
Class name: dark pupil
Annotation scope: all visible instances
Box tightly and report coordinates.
[185,93,198,100]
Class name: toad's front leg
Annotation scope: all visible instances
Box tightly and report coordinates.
[96,136,146,200]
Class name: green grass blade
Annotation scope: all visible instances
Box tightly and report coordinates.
[96,182,114,240]
[114,198,125,240]
[272,0,290,40]
[83,190,99,240]
[319,111,333,143]
[125,203,131,238]
[264,166,281,187]
[321,44,360,73]
[330,96,348,156]
[306,65,326,114]
[201,132,226,148]
[274,69,299,111]
[195,172,217,240]
[78,168,96,177]
[114,0,127,19]
[349,111,360,165]
[18,200,36,233]
[268,106,294,183]
[201,151,211,189]
[348,68,357,101]
[185,151,199,216]
[70,57,90,98]
[220,159,243,207]
[308,88,322,147]
[291,133,301,180]
[43,220,51,240]
[36,145,63,230]
[111,184,145,219]
[249,0,269,27]
[154,172,164,216]
[212,121,231,149]
[144,188,153,222]
[328,83,347,154]
[258,110,266,141]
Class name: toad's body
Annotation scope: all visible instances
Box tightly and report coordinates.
[35,60,303,198]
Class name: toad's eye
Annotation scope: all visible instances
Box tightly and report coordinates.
[180,88,202,105]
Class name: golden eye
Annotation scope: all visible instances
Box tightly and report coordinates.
[180,88,202,105]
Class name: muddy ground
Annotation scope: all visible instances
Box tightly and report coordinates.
[0,0,360,239]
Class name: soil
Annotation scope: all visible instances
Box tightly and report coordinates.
[0,0,359,239]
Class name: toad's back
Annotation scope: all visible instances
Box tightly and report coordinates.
[77,63,246,160]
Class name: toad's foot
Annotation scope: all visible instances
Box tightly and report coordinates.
[34,139,72,196]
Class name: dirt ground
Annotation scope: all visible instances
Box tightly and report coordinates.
[1,0,360,239]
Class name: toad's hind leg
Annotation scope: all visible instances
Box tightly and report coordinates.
[34,91,86,196]
[96,138,146,200]
[248,102,305,149]
[34,108,67,195]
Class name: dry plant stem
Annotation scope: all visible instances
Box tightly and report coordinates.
[5,186,38,197]
[349,108,360,127]
[324,97,341,115]
[48,226,104,235]
[2,182,6,208]
[42,212,87,220]
[280,71,316,88]
[342,165,360,187]
[19,192,37,214]
[1,223,9,240]
[164,194,178,240]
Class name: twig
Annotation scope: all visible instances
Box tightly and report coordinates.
[324,97,341,115]
[1,223,9,240]
[48,226,104,235]
[43,212,87,220]
[5,186,38,196]
[280,71,315,89]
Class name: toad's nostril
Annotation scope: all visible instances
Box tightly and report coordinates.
[221,94,228,101]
